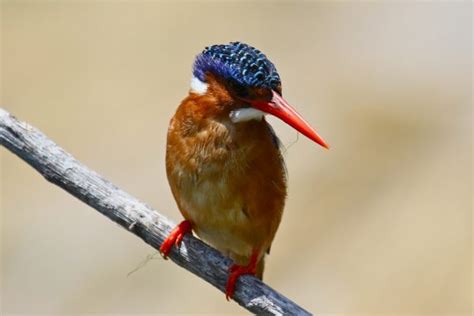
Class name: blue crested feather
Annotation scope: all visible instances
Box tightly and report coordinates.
[193,42,281,90]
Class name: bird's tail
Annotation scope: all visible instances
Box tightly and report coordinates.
[256,255,265,280]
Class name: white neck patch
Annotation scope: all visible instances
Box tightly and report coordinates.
[230,108,265,123]
[190,76,208,95]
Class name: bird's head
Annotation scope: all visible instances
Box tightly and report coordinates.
[190,42,329,149]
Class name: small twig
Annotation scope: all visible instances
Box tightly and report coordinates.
[0,108,311,316]
[127,251,160,277]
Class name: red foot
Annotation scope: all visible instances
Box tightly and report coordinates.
[159,220,192,258]
[225,250,259,300]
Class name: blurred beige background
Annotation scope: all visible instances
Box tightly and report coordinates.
[1,1,471,315]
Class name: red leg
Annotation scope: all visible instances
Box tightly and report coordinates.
[225,249,259,300]
[159,220,192,258]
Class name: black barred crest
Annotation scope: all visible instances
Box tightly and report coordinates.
[193,42,281,90]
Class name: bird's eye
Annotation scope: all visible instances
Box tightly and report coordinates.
[229,81,249,99]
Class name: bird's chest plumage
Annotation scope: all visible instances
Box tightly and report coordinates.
[166,113,286,258]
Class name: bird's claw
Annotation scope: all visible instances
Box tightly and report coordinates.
[159,220,192,258]
[225,263,257,300]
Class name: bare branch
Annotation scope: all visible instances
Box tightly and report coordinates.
[0,108,311,316]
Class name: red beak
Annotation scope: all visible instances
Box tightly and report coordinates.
[250,90,329,149]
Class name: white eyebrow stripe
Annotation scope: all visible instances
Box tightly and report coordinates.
[229,108,265,123]
[190,76,208,95]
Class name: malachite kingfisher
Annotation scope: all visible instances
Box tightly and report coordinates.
[160,42,329,300]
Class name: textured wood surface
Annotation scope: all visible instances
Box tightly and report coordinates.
[0,108,311,316]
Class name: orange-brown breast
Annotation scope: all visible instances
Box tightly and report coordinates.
[165,77,287,267]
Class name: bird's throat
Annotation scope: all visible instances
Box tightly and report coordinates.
[229,108,265,123]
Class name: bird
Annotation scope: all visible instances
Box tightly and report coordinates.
[159,41,328,300]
